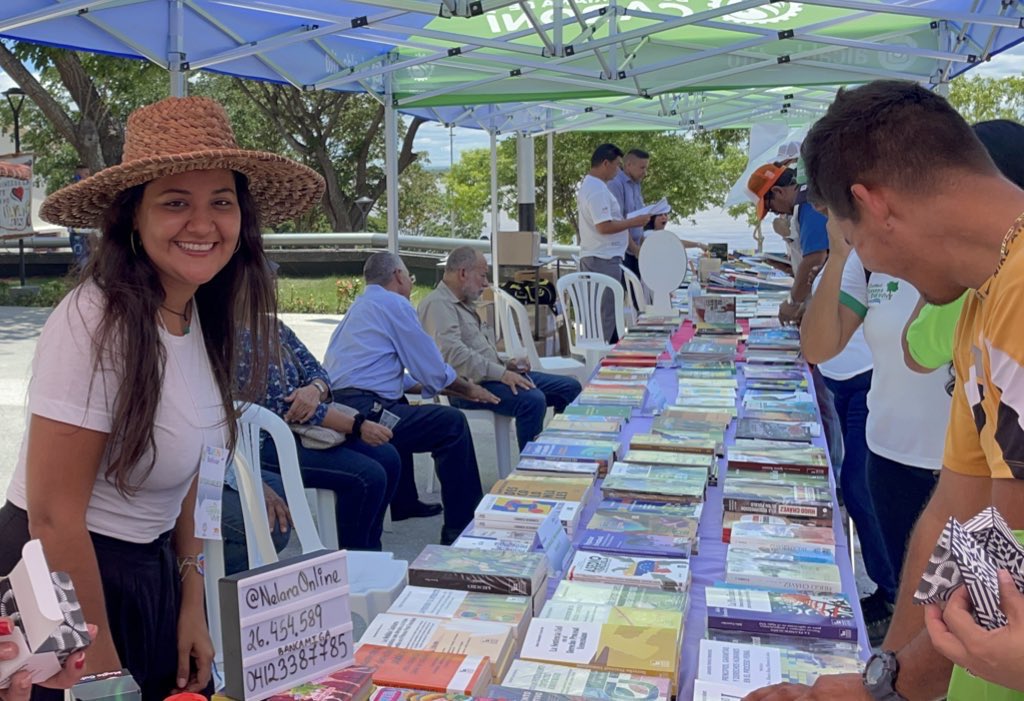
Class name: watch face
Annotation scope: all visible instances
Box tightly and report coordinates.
[865,657,886,686]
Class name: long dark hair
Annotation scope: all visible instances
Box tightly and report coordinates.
[82,171,277,495]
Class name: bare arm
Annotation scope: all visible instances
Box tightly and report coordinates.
[172,478,213,692]
[24,416,121,674]
[799,248,862,363]
[791,250,827,305]
[901,295,933,374]
[595,215,649,235]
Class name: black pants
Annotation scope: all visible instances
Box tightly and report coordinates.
[332,390,483,541]
[0,502,183,701]
[865,452,940,595]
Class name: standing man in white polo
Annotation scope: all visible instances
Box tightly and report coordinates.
[577,143,650,342]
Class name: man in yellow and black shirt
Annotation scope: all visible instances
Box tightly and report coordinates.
[744,83,1024,701]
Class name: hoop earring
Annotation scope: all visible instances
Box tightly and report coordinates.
[130,231,140,257]
[233,239,241,255]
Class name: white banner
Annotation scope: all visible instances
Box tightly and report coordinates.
[0,155,32,238]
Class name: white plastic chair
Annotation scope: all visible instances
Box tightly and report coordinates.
[424,395,514,493]
[555,271,625,373]
[206,404,408,686]
[494,287,587,383]
[620,264,651,327]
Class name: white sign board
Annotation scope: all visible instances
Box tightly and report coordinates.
[220,549,353,700]
[0,156,32,239]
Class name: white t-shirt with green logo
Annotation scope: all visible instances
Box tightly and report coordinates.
[838,251,951,470]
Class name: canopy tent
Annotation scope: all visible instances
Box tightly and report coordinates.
[2,0,1023,132]
[1,0,1022,255]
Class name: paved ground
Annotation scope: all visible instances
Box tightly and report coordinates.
[0,307,509,566]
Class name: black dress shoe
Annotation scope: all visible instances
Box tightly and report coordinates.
[391,500,443,521]
[440,526,462,546]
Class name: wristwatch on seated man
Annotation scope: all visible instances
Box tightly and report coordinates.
[863,651,908,701]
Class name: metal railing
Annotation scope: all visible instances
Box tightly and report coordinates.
[0,231,583,257]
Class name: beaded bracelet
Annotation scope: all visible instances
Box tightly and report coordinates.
[177,553,206,581]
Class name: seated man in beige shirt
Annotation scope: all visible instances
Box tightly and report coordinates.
[419,246,582,450]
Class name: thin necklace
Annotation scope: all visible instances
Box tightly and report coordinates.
[160,302,192,336]
[997,210,1024,274]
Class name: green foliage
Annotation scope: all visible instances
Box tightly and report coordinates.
[444,129,748,244]
[948,72,1024,124]
[0,275,75,307]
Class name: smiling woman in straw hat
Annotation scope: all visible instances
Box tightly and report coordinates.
[0,96,324,700]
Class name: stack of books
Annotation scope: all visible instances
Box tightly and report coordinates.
[576,382,649,407]
[452,523,536,553]
[694,640,861,695]
[498,660,671,701]
[742,364,809,392]
[357,613,518,679]
[601,462,707,506]
[520,440,615,476]
[692,294,740,335]
[676,339,736,364]
[353,646,492,696]
[385,585,533,644]
[576,499,701,558]
[408,545,549,615]
[473,474,592,536]
[704,585,858,655]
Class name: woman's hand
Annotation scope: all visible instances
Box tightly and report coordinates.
[0,619,95,701]
[284,384,322,423]
[358,421,393,447]
[175,609,214,693]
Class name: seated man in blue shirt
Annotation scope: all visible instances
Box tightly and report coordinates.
[419,247,581,451]
[323,252,499,545]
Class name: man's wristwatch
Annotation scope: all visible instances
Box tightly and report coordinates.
[351,412,366,437]
[863,651,907,701]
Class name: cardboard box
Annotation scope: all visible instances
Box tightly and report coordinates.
[496,231,540,266]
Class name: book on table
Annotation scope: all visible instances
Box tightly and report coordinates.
[515,458,601,478]
[724,550,842,594]
[357,613,517,679]
[549,580,689,613]
[352,646,491,696]
[408,545,548,613]
[490,475,594,507]
[704,586,857,645]
[265,665,375,701]
[562,404,633,421]
[520,442,614,473]
[734,419,820,443]
[566,552,691,592]
[500,660,671,701]
[728,521,836,554]
[474,494,581,536]
[518,619,681,695]
[385,585,532,644]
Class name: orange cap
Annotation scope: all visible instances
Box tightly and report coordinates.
[747,163,789,221]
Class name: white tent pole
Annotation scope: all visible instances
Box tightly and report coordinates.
[546,130,554,256]
[516,131,536,231]
[490,129,499,285]
[169,0,186,97]
[384,69,399,253]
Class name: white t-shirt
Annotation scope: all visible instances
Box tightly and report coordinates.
[840,251,951,470]
[6,282,228,543]
[577,174,627,260]
[812,260,873,381]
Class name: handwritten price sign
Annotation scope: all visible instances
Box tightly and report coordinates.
[221,550,353,700]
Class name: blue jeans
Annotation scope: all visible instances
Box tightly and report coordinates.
[331,391,482,542]
[824,371,897,601]
[812,367,844,473]
[260,435,401,551]
[222,469,290,576]
[450,371,582,450]
[867,450,939,604]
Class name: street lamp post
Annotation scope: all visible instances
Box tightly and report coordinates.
[3,87,26,154]
[355,196,374,232]
[3,87,29,289]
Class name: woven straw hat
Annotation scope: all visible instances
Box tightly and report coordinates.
[40,96,325,228]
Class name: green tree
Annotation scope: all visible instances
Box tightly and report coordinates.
[445,129,748,244]
[948,72,1024,123]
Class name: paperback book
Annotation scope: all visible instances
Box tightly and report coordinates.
[734,419,819,443]
[352,646,491,697]
[722,481,833,522]
[515,458,601,477]
[562,405,633,421]
[566,552,691,592]
[539,601,684,633]
[386,586,532,643]
[704,587,857,643]
[408,545,547,609]
[500,661,671,701]
[725,552,842,594]
[550,580,689,612]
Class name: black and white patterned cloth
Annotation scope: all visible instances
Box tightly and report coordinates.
[914,507,1024,630]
